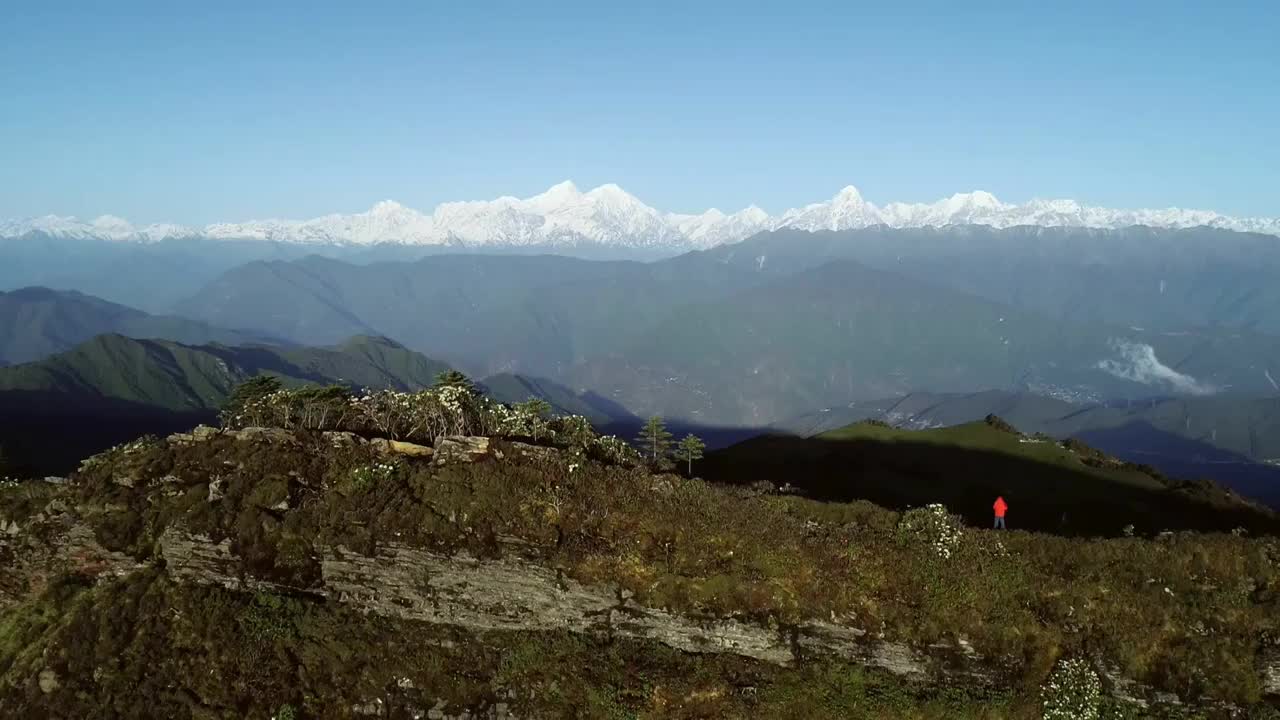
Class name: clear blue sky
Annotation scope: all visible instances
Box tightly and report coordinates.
[2,1,1277,224]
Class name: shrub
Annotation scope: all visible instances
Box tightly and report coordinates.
[551,415,597,455]
[1041,657,1102,720]
[591,434,643,467]
[983,414,1020,435]
[896,503,963,560]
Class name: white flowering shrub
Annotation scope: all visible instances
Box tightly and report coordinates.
[897,503,964,560]
[219,378,642,468]
[592,434,643,466]
[0,477,20,490]
[349,461,399,491]
[550,415,596,454]
[1041,657,1102,720]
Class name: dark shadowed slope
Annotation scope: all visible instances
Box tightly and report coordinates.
[0,334,452,474]
[702,418,1277,535]
[774,389,1280,505]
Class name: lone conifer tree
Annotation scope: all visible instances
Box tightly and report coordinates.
[636,415,674,464]
[674,434,706,476]
[434,370,477,394]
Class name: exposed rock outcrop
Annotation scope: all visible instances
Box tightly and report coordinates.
[434,436,492,465]
[370,438,435,458]
[157,528,950,679]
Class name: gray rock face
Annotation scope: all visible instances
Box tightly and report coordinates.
[4,500,1279,713]
[1264,652,1280,697]
[433,436,492,465]
[155,528,966,681]
[0,513,145,610]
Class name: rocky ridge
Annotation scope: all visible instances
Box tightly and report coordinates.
[3,426,1280,717]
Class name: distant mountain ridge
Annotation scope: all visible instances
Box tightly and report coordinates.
[177,247,1280,427]
[0,287,272,366]
[0,333,450,412]
[5,181,1279,250]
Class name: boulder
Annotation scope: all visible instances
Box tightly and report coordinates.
[38,668,59,694]
[370,438,434,459]
[432,436,491,466]
[232,427,299,445]
[192,425,219,441]
[323,431,366,448]
[505,442,560,463]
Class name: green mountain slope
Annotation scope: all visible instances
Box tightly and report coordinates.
[0,333,449,411]
[702,417,1274,535]
[781,390,1280,462]
[775,389,1280,506]
[0,286,269,366]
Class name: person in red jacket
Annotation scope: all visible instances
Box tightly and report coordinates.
[993,496,1008,529]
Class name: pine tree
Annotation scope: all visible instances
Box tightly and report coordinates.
[636,416,674,465]
[434,370,477,394]
[674,434,706,476]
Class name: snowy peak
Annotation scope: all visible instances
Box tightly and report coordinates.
[833,185,866,205]
[4,182,1279,248]
[526,180,581,212]
[0,213,196,243]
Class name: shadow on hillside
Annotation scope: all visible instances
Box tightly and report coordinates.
[202,345,332,384]
[598,418,772,451]
[0,391,214,476]
[1073,421,1280,509]
[700,433,1280,538]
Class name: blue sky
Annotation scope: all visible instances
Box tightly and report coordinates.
[2,1,1277,224]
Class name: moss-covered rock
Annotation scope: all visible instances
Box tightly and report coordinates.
[2,427,1279,717]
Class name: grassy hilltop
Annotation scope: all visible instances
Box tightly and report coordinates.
[1,388,1279,718]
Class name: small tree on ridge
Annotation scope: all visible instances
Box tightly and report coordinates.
[636,415,674,466]
[434,370,477,395]
[674,434,706,476]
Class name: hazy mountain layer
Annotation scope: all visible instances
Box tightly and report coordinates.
[0,287,269,366]
[176,248,1280,427]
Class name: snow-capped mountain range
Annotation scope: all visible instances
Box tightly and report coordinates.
[4,181,1279,249]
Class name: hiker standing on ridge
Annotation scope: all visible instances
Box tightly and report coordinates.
[993,496,1008,529]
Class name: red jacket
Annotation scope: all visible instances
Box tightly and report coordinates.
[993,497,1008,518]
